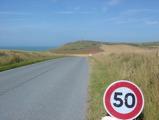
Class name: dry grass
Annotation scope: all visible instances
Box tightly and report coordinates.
[100,44,157,54]
[87,45,159,120]
[0,50,63,71]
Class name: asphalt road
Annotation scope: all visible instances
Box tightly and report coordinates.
[0,57,89,120]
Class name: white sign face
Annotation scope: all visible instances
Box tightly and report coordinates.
[103,80,144,120]
[110,87,137,114]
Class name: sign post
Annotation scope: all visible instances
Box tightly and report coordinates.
[103,80,144,120]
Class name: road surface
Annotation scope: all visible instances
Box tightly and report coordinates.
[0,57,89,120]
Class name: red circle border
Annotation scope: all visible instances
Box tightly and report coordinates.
[103,80,144,120]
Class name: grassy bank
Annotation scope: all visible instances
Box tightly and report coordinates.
[87,45,159,120]
[0,50,64,72]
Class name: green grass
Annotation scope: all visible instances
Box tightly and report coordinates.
[0,50,64,72]
[52,40,103,54]
[87,52,159,120]
[0,56,63,72]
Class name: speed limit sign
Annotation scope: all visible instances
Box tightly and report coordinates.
[103,80,144,120]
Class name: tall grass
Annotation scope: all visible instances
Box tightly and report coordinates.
[87,47,159,120]
[0,50,63,71]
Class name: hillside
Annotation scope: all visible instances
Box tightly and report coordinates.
[52,40,103,54]
[52,40,159,54]
[139,41,159,48]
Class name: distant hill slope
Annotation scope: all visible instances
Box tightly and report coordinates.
[139,41,159,48]
[52,40,103,54]
[52,40,159,54]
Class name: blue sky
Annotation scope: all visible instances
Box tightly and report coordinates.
[0,0,159,46]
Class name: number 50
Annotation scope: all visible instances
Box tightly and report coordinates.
[113,92,135,108]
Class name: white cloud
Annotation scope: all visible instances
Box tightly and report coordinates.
[105,9,159,24]
[145,21,159,25]
[74,7,81,11]
[54,11,74,14]
[102,7,108,12]
[50,0,58,3]
[0,11,30,15]
[54,10,95,15]
[120,9,159,16]
[108,0,123,6]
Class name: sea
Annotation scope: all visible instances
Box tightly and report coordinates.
[0,46,57,51]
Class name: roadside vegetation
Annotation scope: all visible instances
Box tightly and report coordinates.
[0,40,103,72]
[87,44,159,120]
[1,41,159,120]
[0,50,63,72]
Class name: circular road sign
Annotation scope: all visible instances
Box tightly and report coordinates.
[103,80,144,120]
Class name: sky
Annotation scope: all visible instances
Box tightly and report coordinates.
[0,0,159,46]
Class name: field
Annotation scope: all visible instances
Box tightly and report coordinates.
[87,44,159,120]
[0,50,63,72]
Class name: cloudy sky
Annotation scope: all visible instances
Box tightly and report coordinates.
[0,0,159,46]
